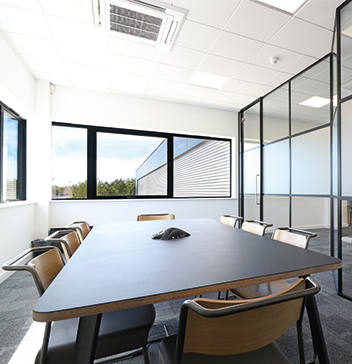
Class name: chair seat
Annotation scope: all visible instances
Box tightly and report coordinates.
[35,304,156,364]
[158,335,292,364]
[230,280,290,299]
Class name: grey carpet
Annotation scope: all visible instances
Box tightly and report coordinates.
[1,228,352,364]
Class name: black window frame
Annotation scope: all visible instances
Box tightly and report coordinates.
[0,101,26,202]
[52,122,232,200]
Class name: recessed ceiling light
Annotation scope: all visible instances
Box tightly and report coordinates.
[252,0,307,14]
[189,71,229,89]
[299,96,330,108]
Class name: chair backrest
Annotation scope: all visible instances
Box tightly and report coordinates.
[65,221,91,242]
[175,278,319,361]
[219,215,243,228]
[137,213,175,221]
[272,227,317,249]
[241,220,273,236]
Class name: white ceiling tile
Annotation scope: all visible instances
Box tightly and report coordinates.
[182,84,218,99]
[6,33,60,59]
[110,70,150,89]
[152,63,193,83]
[145,90,178,103]
[251,84,277,98]
[225,0,290,42]
[268,17,332,54]
[234,64,278,84]
[47,16,108,67]
[209,31,264,62]
[108,54,154,76]
[66,63,109,83]
[108,37,159,61]
[248,44,302,71]
[306,34,333,59]
[156,45,205,70]
[21,54,67,75]
[173,0,241,29]
[0,5,51,39]
[222,79,261,94]
[70,78,111,93]
[265,72,293,88]
[282,55,317,75]
[175,20,220,52]
[295,0,341,30]
[148,78,186,94]
[39,0,94,25]
[32,71,72,87]
[0,0,41,12]
[198,55,244,78]
[111,85,146,98]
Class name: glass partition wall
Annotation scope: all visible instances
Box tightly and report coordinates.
[239,54,333,249]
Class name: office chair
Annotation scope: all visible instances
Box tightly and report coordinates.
[158,277,320,364]
[2,246,155,364]
[45,230,81,260]
[137,213,175,221]
[241,219,273,236]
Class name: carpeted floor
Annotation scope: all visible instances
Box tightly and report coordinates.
[1,228,352,364]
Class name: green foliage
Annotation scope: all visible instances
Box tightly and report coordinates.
[53,178,136,198]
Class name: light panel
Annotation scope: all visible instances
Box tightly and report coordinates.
[189,71,228,89]
[252,0,307,14]
[299,96,330,108]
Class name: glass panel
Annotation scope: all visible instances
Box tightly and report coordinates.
[291,127,330,195]
[243,103,260,220]
[292,197,330,255]
[2,112,18,201]
[52,126,87,199]
[263,139,289,194]
[341,99,352,196]
[263,195,289,229]
[174,137,230,197]
[291,59,330,135]
[263,84,289,143]
[341,1,352,99]
[97,133,167,196]
[341,198,352,297]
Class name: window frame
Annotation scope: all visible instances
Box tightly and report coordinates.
[52,121,232,200]
[0,102,26,202]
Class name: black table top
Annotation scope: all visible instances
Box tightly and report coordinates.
[33,218,341,322]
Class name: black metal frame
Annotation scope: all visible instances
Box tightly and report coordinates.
[0,101,26,202]
[52,121,232,200]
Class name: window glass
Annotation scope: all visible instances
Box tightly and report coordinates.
[3,112,18,200]
[173,137,231,197]
[51,126,87,199]
[97,133,167,196]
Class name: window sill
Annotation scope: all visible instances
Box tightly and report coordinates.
[0,200,36,209]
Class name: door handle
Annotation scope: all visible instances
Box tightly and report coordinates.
[255,174,260,205]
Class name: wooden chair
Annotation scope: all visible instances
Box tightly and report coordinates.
[65,220,91,242]
[219,215,243,227]
[230,228,317,299]
[2,246,155,364]
[137,213,175,221]
[45,230,81,260]
[241,219,273,236]
[158,277,320,364]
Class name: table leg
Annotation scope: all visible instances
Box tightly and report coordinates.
[73,314,102,364]
[305,294,330,364]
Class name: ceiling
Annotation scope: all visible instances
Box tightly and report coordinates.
[0,0,343,112]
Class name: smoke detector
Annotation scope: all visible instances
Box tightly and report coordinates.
[270,57,279,64]
[95,0,188,51]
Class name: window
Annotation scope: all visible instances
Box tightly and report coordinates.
[0,105,26,202]
[51,123,231,199]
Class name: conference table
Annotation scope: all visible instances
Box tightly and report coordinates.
[33,218,342,364]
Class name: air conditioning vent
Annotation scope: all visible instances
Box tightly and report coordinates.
[99,0,188,51]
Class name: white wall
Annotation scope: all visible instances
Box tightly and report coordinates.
[49,86,238,228]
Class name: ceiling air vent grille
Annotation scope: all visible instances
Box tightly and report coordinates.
[110,4,163,41]
[100,0,188,51]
